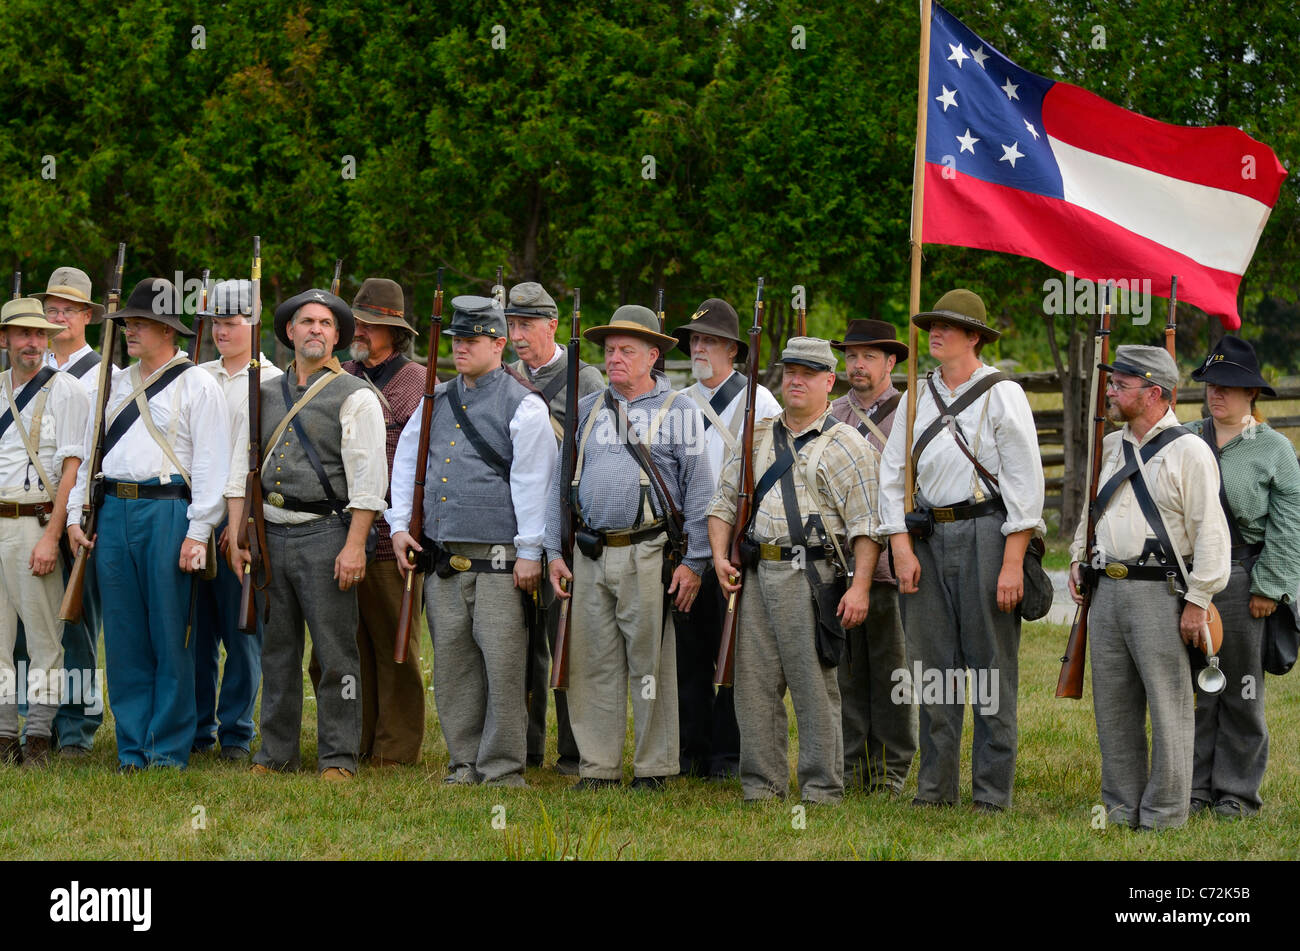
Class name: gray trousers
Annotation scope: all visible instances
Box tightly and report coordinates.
[255,517,361,774]
[900,513,1020,807]
[1091,576,1192,829]
[839,582,916,791]
[567,534,679,780]
[427,543,528,785]
[736,559,844,804]
[1193,563,1267,812]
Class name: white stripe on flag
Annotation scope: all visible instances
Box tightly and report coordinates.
[1050,136,1273,276]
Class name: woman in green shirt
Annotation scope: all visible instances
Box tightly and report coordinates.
[1186,335,1300,820]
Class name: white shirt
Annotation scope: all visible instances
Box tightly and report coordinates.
[224,376,389,525]
[879,363,1045,537]
[681,372,781,488]
[201,353,283,450]
[66,355,232,542]
[1069,409,1231,609]
[45,343,101,399]
[0,369,90,502]
[386,386,558,561]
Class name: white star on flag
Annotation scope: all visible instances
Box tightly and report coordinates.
[1001,78,1020,101]
[999,141,1024,168]
[1024,119,1040,140]
[971,46,989,69]
[947,43,968,68]
[956,128,980,154]
[936,86,958,112]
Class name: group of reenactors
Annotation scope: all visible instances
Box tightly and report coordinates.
[0,263,1292,830]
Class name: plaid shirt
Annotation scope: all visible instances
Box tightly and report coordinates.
[343,354,429,562]
[709,406,879,548]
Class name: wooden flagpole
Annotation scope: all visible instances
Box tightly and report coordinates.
[905,0,934,510]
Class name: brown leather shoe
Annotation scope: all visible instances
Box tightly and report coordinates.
[320,767,355,782]
[0,736,21,766]
[249,763,276,775]
[21,736,51,769]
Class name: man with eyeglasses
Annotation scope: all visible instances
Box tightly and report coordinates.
[1067,345,1230,830]
[36,268,105,397]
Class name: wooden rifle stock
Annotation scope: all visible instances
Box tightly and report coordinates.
[60,243,126,623]
[330,258,343,297]
[1055,282,1112,698]
[549,288,582,690]
[715,277,763,687]
[237,236,272,633]
[394,268,444,663]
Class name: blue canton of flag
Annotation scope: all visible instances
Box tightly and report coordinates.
[925,3,1060,199]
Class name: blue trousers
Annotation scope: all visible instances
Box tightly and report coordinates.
[97,480,196,769]
[15,556,103,750]
[193,519,262,751]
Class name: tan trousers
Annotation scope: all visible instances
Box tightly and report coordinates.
[567,534,679,780]
[0,515,65,738]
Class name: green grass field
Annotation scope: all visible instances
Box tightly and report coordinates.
[2,617,1297,860]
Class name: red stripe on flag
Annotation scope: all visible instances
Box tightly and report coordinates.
[1042,83,1287,207]
[922,162,1244,328]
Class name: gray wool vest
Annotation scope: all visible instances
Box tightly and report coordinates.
[425,367,540,544]
[261,367,369,505]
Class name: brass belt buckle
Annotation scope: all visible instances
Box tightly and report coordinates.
[266,492,284,508]
[759,542,782,561]
[117,482,139,500]
[933,507,955,523]
[1104,562,1128,579]
[448,554,473,572]
[0,502,16,518]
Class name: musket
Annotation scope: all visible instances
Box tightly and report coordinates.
[191,268,211,361]
[1166,275,1179,406]
[715,277,763,687]
[11,270,20,299]
[549,288,582,690]
[494,265,505,308]
[1056,282,1112,699]
[394,268,444,663]
[237,237,272,633]
[330,258,343,297]
[796,287,807,337]
[654,288,666,372]
[59,243,126,623]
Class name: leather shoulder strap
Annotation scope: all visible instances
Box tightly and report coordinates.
[909,371,1007,471]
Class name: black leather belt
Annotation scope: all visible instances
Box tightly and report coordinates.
[927,497,1006,523]
[0,501,53,518]
[755,542,833,563]
[1231,542,1264,563]
[598,523,666,548]
[1088,561,1188,583]
[103,479,191,501]
[264,491,345,516]
[434,544,515,578]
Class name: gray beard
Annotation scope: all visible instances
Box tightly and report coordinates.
[691,359,714,382]
[349,342,370,363]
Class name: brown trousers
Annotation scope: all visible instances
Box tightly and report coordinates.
[309,559,426,762]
